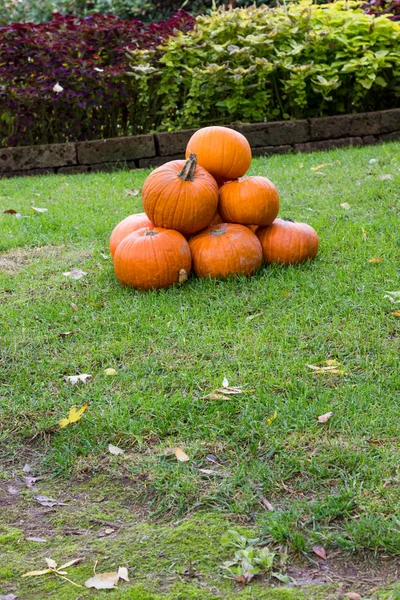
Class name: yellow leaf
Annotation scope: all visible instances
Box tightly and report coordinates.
[22,569,52,578]
[174,447,190,462]
[311,162,331,171]
[59,403,88,428]
[104,368,117,375]
[45,558,57,569]
[58,558,83,570]
[361,228,367,240]
[267,411,277,425]
[85,572,120,589]
[368,258,383,263]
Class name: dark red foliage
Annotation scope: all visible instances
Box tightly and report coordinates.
[0,12,195,147]
[361,0,400,19]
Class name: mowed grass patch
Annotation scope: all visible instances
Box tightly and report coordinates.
[1,142,399,555]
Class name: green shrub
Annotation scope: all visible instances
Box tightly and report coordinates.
[128,1,400,130]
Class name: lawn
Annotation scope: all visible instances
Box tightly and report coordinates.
[1,142,399,599]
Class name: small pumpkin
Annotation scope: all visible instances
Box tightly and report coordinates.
[219,176,279,226]
[186,126,251,182]
[109,212,153,258]
[189,223,262,279]
[114,227,191,290]
[256,218,319,264]
[142,154,218,236]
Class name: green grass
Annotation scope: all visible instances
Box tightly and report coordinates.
[1,142,399,563]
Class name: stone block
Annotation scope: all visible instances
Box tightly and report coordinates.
[252,145,292,157]
[294,137,363,153]
[57,165,90,174]
[0,167,56,178]
[310,115,352,141]
[77,135,155,165]
[0,143,76,173]
[378,109,400,134]
[138,154,185,168]
[88,161,137,173]
[156,129,197,156]
[363,135,379,146]
[379,130,400,142]
[235,120,310,146]
[348,112,382,136]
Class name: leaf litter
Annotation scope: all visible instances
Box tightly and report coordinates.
[63,269,87,280]
[85,565,129,589]
[174,447,190,462]
[306,359,346,375]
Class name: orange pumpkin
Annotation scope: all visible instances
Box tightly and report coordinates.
[208,211,223,227]
[109,213,153,258]
[142,154,218,236]
[189,223,262,279]
[219,176,279,226]
[114,227,191,290]
[186,126,251,182]
[256,219,319,264]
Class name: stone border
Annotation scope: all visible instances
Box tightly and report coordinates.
[1,109,399,178]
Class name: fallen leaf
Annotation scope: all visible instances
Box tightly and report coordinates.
[368,258,383,263]
[34,495,68,507]
[23,463,31,473]
[206,454,220,463]
[108,444,124,455]
[215,386,246,395]
[369,158,377,164]
[245,312,263,321]
[58,558,84,570]
[118,567,129,582]
[204,393,227,400]
[7,486,20,495]
[266,411,277,426]
[59,331,74,337]
[222,377,229,388]
[198,468,217,475]
[391,311,400,317]
[377,174,393,180]
[23,475,39,488]
[22,568,52,578]
[65,374,92,385]
[45,558,57,569]
[384,291,400,303]
[59,403,89,428]
[259,495,274,512]
[63,269,87,280]
[307,360,345,374]
[344,593,362,600]
[0,594,17,599]
[298,163,304,168]
[100,253,109,260]
[234,572,254,584]
[85,572,120,589]
[125,188,140,196]
[312,546,327,560]
[104,368,117,375]
[71,303,78,310]
[3,209,17,214]
[311,162,332,171]
[317,412,333,423]
[340,202,351,210]
[179,268,188,283]
[367,439,384,446]
[26,537,47,543]
[174,447,190,462]
[361,228,367,240]
[15,213,30,219]
[272,572,290,583]
[104,528,114,535]
[31,206,48,213]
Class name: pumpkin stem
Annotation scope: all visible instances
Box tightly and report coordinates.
[282,218,295,222]
[178,154,197,182]
[210,229,226,236]
[143,230,158,237]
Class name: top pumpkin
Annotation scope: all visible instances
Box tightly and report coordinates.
[185,126,251,182]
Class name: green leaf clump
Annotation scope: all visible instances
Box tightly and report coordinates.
[127,1,400,130]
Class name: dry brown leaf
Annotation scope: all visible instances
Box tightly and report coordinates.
[367,439,384,446]
[85,572,120,589]
[63,269,87,280]
[344,593,362,600]
[108,444,124,455]
[23,463,31,473]
[179,268,188,283]
[104,368,117,375]
[392,311,400,317]
[259,495,274,512]
[174,447,190,462]
[215,386,245,395]
[71,302,78,310]
[34,495,68,507]
[368,257,383,263]
[340,202,351,210]
[65,374,92,385]
[3,209,18,214]
[59,331,74,337]
[317,412,333,423]
[312,546,327,560]
[205,393,227,400]
[7,486,20,495]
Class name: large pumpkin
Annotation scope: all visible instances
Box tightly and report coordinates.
[256,219,319,264]
[109,213,153,258]
[142,154,218,236]
[185,127,251,182]
[219,176,279,226]
[114,227,191,290]
[189,223,262,279]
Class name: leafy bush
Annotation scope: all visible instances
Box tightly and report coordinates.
[0,11,195,147]
[128,1,400,130]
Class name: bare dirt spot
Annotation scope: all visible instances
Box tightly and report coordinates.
[0,245,92,274]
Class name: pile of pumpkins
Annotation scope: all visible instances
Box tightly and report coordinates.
[110,126,318,290]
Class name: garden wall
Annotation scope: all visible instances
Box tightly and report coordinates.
[1,109,399,179]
